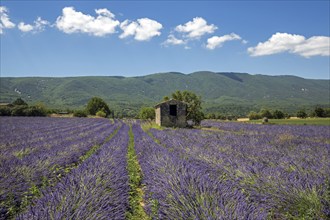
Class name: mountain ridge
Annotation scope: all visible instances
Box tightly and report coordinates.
[1,71,329,116]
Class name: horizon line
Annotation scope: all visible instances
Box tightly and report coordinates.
[0,71,329,80]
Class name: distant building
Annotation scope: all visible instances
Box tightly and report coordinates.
[155,99,187,127]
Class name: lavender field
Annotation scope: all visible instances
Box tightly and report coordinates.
[0,117,329,219]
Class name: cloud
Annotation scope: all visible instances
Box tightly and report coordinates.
[162,34,186,47]
[18,17,49,33]
[206,33,242,50]
[248,32,330,58]
[242,40,248,44]
[175,17,217,39]
[18,23,33,32]
[163,17,217,47]
[0,6,15,34]
[56,7,120,36]
[119,18,162,41]
[293,36,330,57]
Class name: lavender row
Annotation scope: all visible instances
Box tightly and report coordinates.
[201,120,329,140]
[133,124,267,219]
[18,123,130,220]
[151,125,330,181]
[150,123,330,218]
[0,117,111,154]
[0,117,119,219]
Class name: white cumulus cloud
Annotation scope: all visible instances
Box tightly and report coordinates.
[56,7,120,36]
[162,34,186,46]
[119,18,162,41]
[248,32,330,58]
[293,36,330,57]
[163,17,217,47]
[18,23,33,32]
[18,17,49,33]
[206,33,242,50]
[0,6,15,34]
[175,17,217,39]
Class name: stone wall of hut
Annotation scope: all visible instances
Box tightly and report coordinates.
[155,99,187,128]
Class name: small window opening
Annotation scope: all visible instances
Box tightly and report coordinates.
[169,105,177,116]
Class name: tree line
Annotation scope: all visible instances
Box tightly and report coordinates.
[0,97,112,118]
[246,107,330,120]
[0,98,47,117]
[1,94,329,121]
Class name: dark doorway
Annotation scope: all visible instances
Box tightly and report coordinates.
[169,105,177,116]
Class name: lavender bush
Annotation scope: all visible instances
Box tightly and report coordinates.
[0,117,119,219]
[18,123,130,219]
[0,117,329,219]
[149,121,330,219]
[133,123,269,219]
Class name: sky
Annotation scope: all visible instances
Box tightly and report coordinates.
[0,0,329,79]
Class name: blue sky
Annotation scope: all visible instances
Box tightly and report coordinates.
[0,1,329,79]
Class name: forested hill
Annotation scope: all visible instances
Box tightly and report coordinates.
[1,71,329,116]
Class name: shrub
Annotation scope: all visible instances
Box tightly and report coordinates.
[139,107,155,120]
[0,101,49,117]
[96,110,107,118]
[273,110,285,119]
[226,115,237,121]
[297,110,307,118]
[11,106,28,116]
[12,98,28,106]
[0,106,11,116]
[248,111,261,120]
[73,110,87,117]
[206,113,216,119]
[216,114,227,120]
[259,109,273,119]
[325,108,330,117]
[86,97,111,117]
[314,107,325,117]
[24,106,47,116]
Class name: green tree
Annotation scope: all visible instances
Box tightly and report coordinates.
[30,102,47,116]
[325,108,330,117]
[259,109,273,119]
[297,109,307,118]
[163,96,170,101]
[12,98,28,106]
[73,110,87,117]
[206,113,216,119]
[164,90,204,126]
[314,107,325,117]
[216,114,226,120]
[248,111,261,120]
[86,97,111,117]
[96,110,107,118]
[24,106,47,116]
[273,110,285,119]
[0,107,11,116]
[139,107,155,120]
[11,106,28,116]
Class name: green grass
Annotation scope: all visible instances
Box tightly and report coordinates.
[126,125,150,220]
[246,118,330,126]
[268,187,326,220]
[141,120,163,132]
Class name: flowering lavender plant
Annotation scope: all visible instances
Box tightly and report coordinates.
[18,123,130,219]
[0,118,329,219]
[0,117,119,219]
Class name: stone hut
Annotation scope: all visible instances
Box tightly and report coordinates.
[155,99,187,128]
